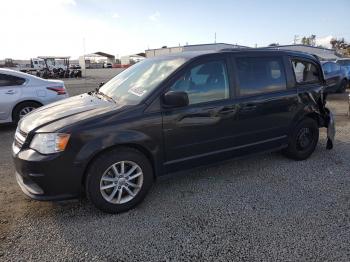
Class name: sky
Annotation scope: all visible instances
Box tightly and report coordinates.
[1,0,349,59]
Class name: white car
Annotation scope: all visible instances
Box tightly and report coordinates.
[0,68,69,124]
[103,62,112,68]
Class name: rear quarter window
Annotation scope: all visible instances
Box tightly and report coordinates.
[292,59,320,85]
[0,73,26,87]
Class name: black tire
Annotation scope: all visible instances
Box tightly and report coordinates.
[85,147,153,214]
[12,101,41,123]
[283,118,319,161]
[337,79,347,93]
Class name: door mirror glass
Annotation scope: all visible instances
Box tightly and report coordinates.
[163,91,189,108]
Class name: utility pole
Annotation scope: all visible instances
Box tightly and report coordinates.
[83,37,86,78]
[294,35,299,44]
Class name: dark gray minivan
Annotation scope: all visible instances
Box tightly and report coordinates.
[13,49,335,213]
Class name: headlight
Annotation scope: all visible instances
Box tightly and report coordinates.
[30,133,70,154]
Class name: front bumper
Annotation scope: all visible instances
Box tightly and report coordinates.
[13,148,83,201]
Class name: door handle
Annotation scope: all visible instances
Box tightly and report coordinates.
[241,104,257,112]
[218,106,236,115]
[5,90,16,95]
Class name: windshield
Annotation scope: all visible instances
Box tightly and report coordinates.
[99,57,187,105]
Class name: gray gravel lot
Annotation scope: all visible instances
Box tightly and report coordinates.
[0,70,349,261]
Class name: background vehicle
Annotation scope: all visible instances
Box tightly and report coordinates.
[321,61,348,93]
[12,50,334,213]
[336,58,350,85]
[0,68,68,123]
[19,56,82,79]
[103,62,112,68]
[69,64,82,70]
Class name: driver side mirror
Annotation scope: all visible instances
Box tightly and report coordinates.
[162,91,189,108]
[99,82,105,88]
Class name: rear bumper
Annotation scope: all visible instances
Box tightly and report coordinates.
[324,107,335,149]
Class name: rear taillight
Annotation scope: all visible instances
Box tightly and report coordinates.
[47,86,66,95]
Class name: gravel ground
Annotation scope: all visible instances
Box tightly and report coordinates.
[0,71,349,261]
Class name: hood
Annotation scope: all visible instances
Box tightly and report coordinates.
[19,93,123,133]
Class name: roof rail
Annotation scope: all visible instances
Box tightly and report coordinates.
[219,47,252,52]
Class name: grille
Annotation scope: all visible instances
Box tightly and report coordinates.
[14,128,27,150]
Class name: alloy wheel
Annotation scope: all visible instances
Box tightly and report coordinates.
[100,161,143,204]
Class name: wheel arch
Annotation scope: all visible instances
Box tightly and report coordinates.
[81,143,157,188]
[289,108,324,137]
[303,112,323,126]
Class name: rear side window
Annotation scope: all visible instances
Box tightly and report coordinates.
[236,56,286,96]
[170,60,230,105]
[292,60,320,84]
[0,73,26,87]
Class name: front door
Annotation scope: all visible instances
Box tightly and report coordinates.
[162,56,239,173]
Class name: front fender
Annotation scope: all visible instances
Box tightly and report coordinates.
[73,129,161,176]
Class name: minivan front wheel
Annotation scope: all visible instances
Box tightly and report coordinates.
[85,148,153,213]
[283,118,319,160]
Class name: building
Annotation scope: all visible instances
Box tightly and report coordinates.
[79,52,115,69]
[145,43,249,57]
[264,44,340,60]
[120,53,146,65]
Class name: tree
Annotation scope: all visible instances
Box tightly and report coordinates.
[330,37,350,57]
[301,35,316,46]
[330,38,348,49]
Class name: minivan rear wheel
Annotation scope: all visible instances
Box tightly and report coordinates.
[283,118,319,160]
[85,147,153,213]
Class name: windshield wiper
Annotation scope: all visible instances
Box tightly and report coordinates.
[94,89,117,104]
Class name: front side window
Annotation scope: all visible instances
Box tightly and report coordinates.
[0,74,26,87]
[292,60,320,84]
[236,57,286,96]
[99,57,187,105]
[169,60,229,105]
